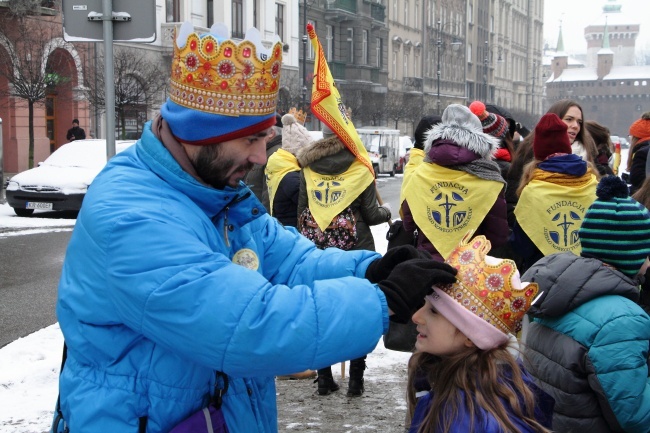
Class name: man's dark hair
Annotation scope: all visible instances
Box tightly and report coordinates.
[72,119,79,124]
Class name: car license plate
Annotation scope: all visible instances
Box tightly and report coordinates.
[26,202,53,210]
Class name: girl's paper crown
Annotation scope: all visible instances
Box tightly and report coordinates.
[442,232,539,335]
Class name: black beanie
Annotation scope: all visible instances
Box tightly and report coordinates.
[414,115,442,150]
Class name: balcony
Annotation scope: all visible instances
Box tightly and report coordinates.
[370,3,386,23]
[403,76,423,92]
[325,0,356,21]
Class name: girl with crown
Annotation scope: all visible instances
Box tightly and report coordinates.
[406,233,554,433]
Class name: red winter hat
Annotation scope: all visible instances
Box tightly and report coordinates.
[469,100,509,140]
[533,113,571,161]
[629,112,650,143]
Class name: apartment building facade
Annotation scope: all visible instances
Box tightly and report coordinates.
[1,0,544,176]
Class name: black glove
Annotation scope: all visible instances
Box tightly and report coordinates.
[365,245,432,284]
[377,259,457,323]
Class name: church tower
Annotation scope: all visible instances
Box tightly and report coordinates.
[585,0,639,67]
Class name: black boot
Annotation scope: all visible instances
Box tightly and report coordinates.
[347,357,366,397]
[315,367,340,396]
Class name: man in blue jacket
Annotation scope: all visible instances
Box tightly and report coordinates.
[52,22,456,433]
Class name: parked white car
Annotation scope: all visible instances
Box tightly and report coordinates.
[5,139,136,216]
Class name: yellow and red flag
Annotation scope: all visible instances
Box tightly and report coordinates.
[307,23,373,175]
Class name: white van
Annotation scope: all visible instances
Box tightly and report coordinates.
[396,136,413,173]
[356,127,401,177]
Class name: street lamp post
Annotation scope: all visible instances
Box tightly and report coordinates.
[483,41,489,102]
[434,21,462,115]
[301,0,308,111]
[483,40,503,103]
[531,60,537,115]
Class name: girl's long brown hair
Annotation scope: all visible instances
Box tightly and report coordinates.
[406,344,551,433]
[509,99,597,191]
[632,176,650,209]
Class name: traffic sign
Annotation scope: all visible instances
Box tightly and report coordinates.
[62,0,156,42]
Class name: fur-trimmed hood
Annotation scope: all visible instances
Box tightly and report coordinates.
[424,104,500,160]
[296,135,354,174]
[425,123,500,159]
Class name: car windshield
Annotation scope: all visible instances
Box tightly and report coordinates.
[42,141,110,170]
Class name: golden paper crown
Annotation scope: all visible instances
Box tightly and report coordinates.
[442,232,539,334]
[169,23,283,117]
[288,107,307,125]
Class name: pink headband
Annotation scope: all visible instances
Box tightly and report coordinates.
[426,288,509,350]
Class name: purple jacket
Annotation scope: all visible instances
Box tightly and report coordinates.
[402,140,509,261]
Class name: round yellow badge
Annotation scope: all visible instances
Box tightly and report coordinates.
[232,248,259,271]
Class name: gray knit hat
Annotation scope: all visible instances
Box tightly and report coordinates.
[425,104,500,159]
[282,113,314,155]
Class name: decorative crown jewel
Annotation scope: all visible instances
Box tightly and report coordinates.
[169,22,283,118]
[442,232,539,334]
[288,107,307,125]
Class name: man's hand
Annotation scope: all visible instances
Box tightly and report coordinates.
[377,259,457,323]
[365,245,431,283]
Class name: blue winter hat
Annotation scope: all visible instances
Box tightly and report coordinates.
[579,175,650,277]
[161,22,283,145]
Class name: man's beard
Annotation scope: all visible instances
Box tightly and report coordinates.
[192,144,253,189]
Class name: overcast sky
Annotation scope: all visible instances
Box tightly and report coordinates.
[543,0,650,53]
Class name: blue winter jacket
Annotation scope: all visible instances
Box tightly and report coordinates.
[55,121,388,433]
[408,364,553,432]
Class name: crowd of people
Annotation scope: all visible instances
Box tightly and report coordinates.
[50,22,649,433]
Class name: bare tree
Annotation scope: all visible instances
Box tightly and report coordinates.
[82,46,167,139]
[0,1,67,168]
[342,89,383,127]
[383,91,412,129]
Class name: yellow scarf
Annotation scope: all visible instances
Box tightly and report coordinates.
[303,159,374,231]
[265,149,300,214]
[402,163,503,259]
[514,168,597,256]
[399,148,426,217]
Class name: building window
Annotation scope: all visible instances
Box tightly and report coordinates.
[275,3,285,42]
[392,50,397,78]
[207,0,213,27]
[376,37,382,68]
[326,25,333,61]
[468,2,473,24]
[404,52,409,78]
[362,30,368,65]
[232,0,244,38]
[347,28,354,63]
[393,1,398,21]
[404,0,409,26]
[166,0,179,22]
[254,0,259,28]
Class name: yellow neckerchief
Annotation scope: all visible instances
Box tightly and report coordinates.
[514,168,597,256]
[403,163,503,259]
[265,149,300,215]
[303,159,374,231]
[399,148,426,218]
